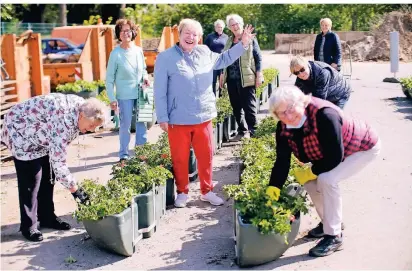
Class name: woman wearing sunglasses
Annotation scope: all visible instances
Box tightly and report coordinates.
[291,55,351,109]
[265,85,381,257]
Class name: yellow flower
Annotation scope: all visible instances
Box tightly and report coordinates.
[259,219,268,226]
[266,200,272,207]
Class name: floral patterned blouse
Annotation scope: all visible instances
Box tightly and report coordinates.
[1,93,85,189]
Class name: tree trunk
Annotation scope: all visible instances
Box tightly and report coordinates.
[119,4,126,18]
[59,4,67,26]
[39,5,46,23]
[351,9,358,31]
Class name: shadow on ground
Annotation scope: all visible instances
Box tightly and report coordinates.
[384,96,412,121]
[151,157,315,270]
[1,214,124,270]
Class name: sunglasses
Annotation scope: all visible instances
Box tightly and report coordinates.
[293,67,306,76]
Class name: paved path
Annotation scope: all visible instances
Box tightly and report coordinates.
[1,53,412,270]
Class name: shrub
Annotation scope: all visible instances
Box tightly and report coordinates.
[400,76,412,89]
[74,132,173,221]
[224,116,309,238]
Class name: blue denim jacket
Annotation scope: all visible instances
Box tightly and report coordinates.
[153,42,246,125]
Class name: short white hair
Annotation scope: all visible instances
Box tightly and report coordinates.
[320,18,332,28]
[214,19,225,28]
[226,14,244,29]
[177,18,203,37]
[79,98,108,124]
[268,85,310,120]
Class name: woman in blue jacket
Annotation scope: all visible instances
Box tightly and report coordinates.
[154,18,255,208]
[314,18,342,71]
[106,19,150,162]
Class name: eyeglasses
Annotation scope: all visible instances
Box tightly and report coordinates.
[293,67,306,76]
[120,30,132,34]
[276,102,296,118]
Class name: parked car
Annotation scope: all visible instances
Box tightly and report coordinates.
[41,38,82,55]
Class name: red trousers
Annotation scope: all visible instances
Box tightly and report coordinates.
[168,121,214,195]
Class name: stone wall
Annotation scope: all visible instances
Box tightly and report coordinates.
[274,31,368,54]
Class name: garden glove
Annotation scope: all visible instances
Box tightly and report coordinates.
[266,186,281,201]
[292,167,317,185]
[72,187,89,205]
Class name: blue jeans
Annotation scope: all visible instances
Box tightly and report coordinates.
[118,99,147,159]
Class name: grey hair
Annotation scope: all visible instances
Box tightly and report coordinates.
[214,19,225,28]
[320,18,332,28]
[268,85,311,120]
[79,98,108,124]
[226,14,244,29]
[290,55,309,74]
[177,18,203,37]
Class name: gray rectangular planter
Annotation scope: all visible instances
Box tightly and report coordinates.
[235,210,301,267]
[65,90,98,99]
[189,147,198,182]
[213,127,218,155]
[263,86,269,103]
[268,83,273,98]
[268,74,280,98]
[217,122,223,149]
[166,177,175,206]
[82,201,142,257]
[223,116,232,142]
[230,114,238,136]
[134,185,166,238]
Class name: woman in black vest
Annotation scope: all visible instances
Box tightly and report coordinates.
[314,18,342,71]
[291,55,351,109]
[221,13,263,140]
[265,85,381,257]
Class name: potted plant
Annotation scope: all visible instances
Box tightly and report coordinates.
[74,80,98,99]
[74,179,142,257]
[55,82,82,94]
[224,117,309,267]
[95,79,106,94]
[216,88,233,145]
[75,134,173,253]
[55,81,98,99]
[264,68,280,97]
[400,76,412,99]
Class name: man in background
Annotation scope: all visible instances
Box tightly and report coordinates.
[204,19,229,96]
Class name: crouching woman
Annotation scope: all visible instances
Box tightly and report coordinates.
[265,86,381,257]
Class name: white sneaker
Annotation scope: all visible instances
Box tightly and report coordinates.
[174,193,188,208]
[200,191,224,206]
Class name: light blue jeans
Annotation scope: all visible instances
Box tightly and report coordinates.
[118,99,147,159]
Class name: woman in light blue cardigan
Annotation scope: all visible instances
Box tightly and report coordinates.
[106,19,150,161]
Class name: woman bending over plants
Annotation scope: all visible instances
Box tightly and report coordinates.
[266,85,381,257]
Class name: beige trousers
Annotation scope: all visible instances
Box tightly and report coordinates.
[304,140,382,235]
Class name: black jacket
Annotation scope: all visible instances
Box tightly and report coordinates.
[314,31,342,67]
[295,61,351,108]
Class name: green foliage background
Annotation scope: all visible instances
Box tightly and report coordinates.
[1,4,411,48]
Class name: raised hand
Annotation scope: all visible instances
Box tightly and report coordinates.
[241,24,256,47]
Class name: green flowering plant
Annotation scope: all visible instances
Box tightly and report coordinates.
[256,67,279,97]
[224,116,309,239]
[133,132,172,169]
[74,133,173,221]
